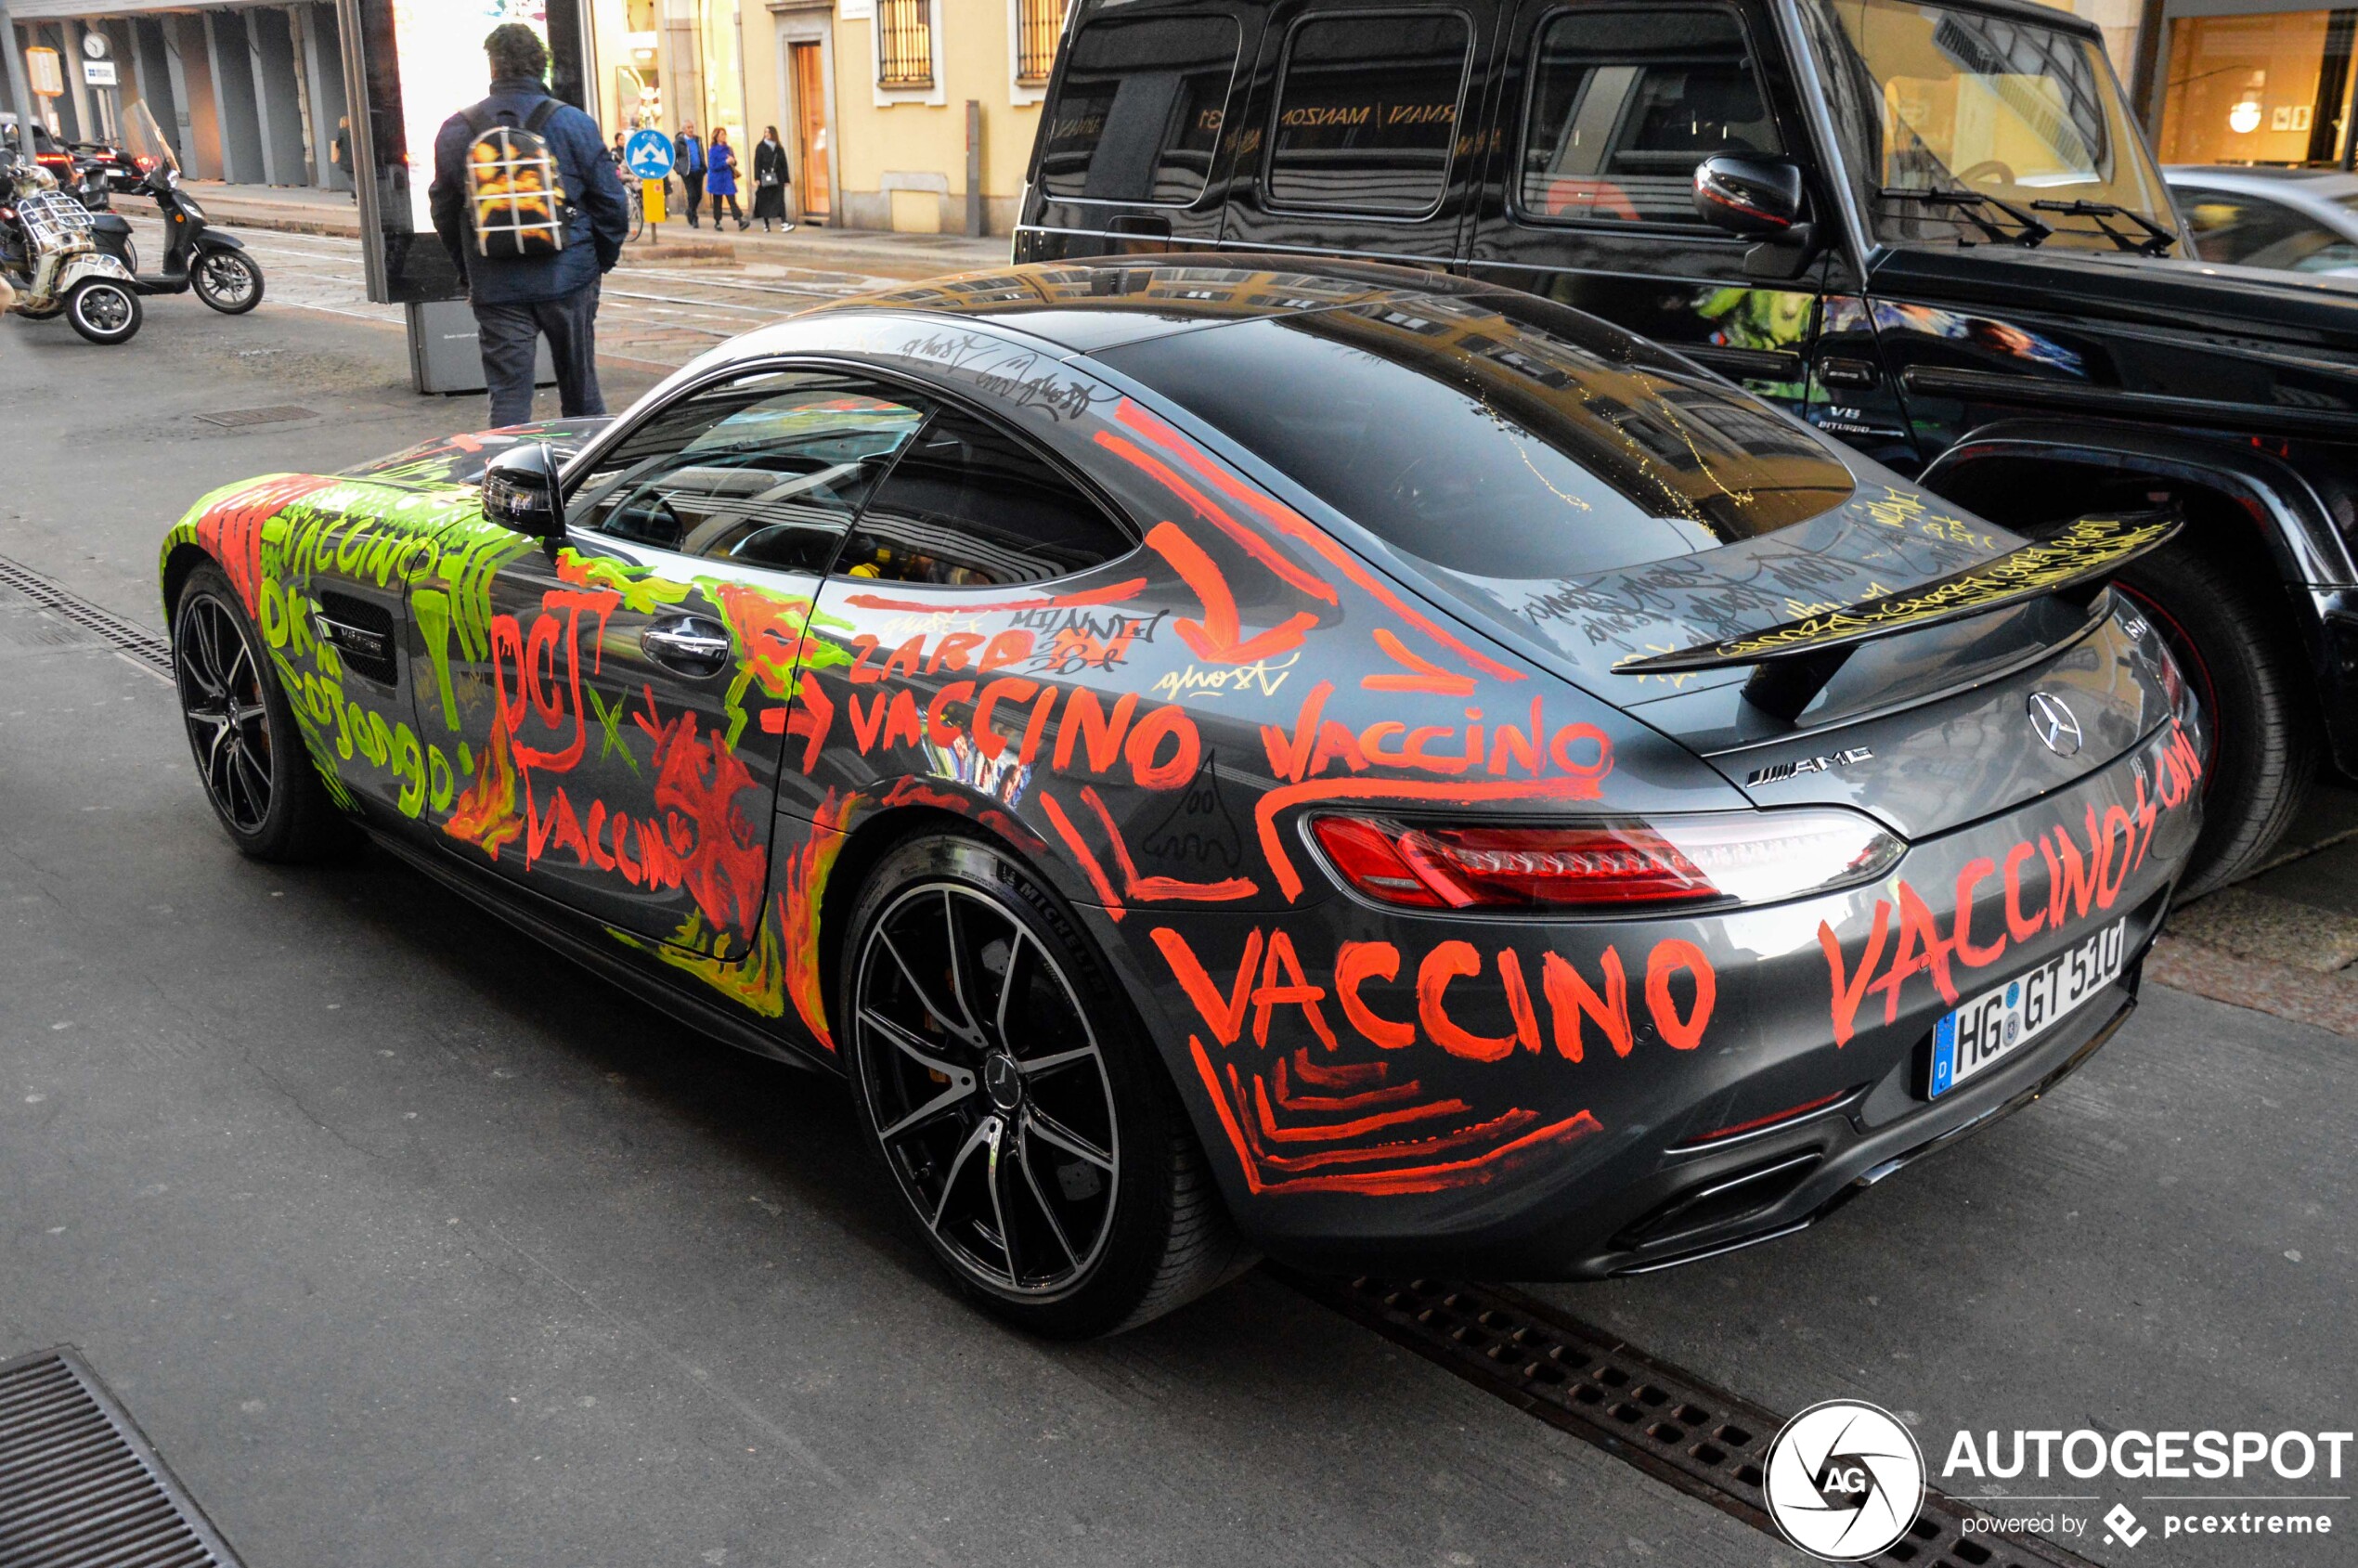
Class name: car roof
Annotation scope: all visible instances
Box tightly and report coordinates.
[796,254,1622,359]
[2165,164,2358,193]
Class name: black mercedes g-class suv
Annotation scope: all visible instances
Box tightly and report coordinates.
[1015,0,2358,895]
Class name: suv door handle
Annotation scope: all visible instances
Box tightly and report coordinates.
[641,616,732,676]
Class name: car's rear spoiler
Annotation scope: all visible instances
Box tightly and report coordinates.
[1612,510,2180,720]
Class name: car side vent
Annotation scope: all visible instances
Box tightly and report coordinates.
[312,590,398,686]
[1613,1151,1822,1251]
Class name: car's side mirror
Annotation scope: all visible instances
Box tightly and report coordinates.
[482,443,565,541]
[1693,156,1820,279]
[1693,155,1807,236]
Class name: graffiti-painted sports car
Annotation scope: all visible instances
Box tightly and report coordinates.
[162,259,2205,1336]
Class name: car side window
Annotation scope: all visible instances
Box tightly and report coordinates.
[2179,189,2352,272]
[1518,6,1781,227]
[836,407,1137,589]
[1265,11,1474,216]
[1035,15,1243,205]
[569,371,932,572]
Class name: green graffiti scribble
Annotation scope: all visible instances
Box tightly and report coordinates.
[587,684,639,774]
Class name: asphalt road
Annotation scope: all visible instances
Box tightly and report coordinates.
[1,283,2352,1568]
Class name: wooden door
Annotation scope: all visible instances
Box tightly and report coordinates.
[790,42,832,222]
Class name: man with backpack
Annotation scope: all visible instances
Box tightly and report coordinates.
[427,23,629,428]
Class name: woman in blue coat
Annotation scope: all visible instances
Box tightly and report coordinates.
[706,128,744,229]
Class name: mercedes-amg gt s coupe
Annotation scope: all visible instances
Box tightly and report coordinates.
[162,259,2204,1335]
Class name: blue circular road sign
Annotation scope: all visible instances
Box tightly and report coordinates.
[624,128,674,181]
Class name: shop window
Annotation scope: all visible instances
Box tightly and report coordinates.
[1266,12,1473,216]
[1017,0,1068,86]
[1519,7,1781,226]
[1035,15,1241,203]
[2160,8,2358,166]
[877,0,935,89]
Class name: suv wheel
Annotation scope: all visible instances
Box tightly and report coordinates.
[2116,540,2313,899]
[841,832,1248,1337]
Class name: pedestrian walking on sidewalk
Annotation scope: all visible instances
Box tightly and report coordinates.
[674,123,706,227]
[427,23,628,429]
[333,115,354,201]
[707,128,744,228]
[752,126,793,233]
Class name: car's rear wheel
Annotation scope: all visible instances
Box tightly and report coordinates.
[172,564,351,862]
[842,832,1247,1337]
[2115,539,2314,900]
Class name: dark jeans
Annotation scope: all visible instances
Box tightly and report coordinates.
[681,173,705,226]
[712,191,742,224]
[473,283,604,430]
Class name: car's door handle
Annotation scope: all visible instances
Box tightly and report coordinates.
[641,616,732,676]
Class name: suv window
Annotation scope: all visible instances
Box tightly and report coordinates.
[571,371,931,571]
[838,408,1137,589]
[1266,12,1473,215]
[1036,15,1242,205]
[1520,7,1781,226]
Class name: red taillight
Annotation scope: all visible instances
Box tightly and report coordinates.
[1307,810,1904,913]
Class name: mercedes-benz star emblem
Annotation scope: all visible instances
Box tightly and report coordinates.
[2028,691,2082,757]
[1764,1399,1926,1562]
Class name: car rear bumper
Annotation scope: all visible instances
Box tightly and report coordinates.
[1120,715,2204,1276]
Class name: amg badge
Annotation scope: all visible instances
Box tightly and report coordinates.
[1747,747,1873,788]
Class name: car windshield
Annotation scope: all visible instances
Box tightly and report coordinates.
[1808,0,2181,253]
[1095,290,1857,584]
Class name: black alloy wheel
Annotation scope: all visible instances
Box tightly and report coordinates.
[191,249,263,315]
[172,564,350,862]
[64,278,139,343]
[843,833,1248,1337]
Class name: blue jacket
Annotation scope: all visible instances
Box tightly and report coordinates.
[428,77,628,305]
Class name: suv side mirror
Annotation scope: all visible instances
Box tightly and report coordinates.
[482,443,565,540]
[1693,155,1807,236]
[1693,155,1820,278]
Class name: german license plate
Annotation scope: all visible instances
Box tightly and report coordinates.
[1930,920,2126,1097]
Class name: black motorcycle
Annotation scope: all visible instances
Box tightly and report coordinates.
[88,105,263,316]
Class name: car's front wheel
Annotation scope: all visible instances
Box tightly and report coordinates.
[172,564,351,862]
[842,832,1247,1337]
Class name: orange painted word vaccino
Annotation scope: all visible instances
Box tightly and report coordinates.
[1818,721,2203,1045]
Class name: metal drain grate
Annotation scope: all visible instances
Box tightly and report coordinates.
[194,406,314,430]
[1281,1275,2101,1568]
[0,1345,246,1567]
[0,553,174,677]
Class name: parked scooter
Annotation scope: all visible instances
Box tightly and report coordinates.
[0,152,143,344]
[86,104,263,316]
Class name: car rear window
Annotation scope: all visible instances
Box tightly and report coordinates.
[1036,15,1242,205]
[1095,294,1857,581]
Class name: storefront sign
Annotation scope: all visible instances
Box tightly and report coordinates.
[83,60,118,87]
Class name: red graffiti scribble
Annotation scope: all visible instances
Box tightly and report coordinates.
[1041,790,1126,920]
[1363,628,1480,696]
[1093,417,1338,603]
[1814,723,2200,1045]
[190,474,340,616]
[1145,523,1322,666]
[637,706,769,938]
[445,713,526,859]
[1108,397,1522,684]
[1074,784,1258,904]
